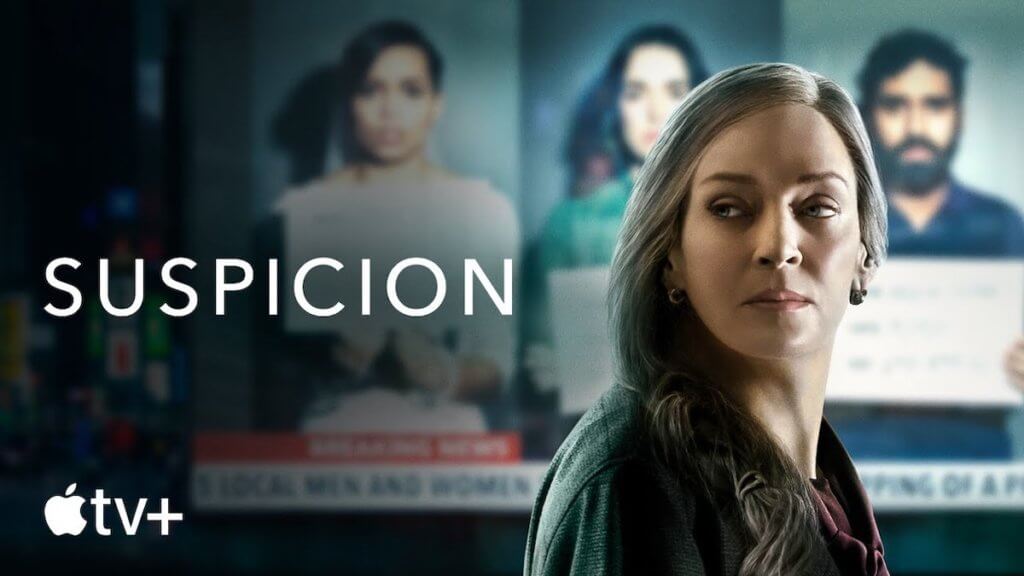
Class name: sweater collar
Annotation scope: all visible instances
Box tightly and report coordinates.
[813,417,889,575]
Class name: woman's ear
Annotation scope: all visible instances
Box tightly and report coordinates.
[855,241,877,289]
[662,244,686,292]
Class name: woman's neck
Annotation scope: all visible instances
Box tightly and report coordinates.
[680,319,831,479]
[729,357,829,479]
[349,154,436,185]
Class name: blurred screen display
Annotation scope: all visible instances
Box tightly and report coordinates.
[186,0,1024,514]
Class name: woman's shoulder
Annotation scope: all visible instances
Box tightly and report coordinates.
[548,384,648,480]
[578,174,633,214]
[437,173,515,219]
[274,170,357,213]
[524,385,702,575]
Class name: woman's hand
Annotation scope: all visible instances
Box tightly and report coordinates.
[330,330,385,378]
[1003,336,1024,393]
[394,327,457,395]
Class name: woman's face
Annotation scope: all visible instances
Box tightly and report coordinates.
[618,44,691,160]
[664,103,873,360]
[352,45,442,163]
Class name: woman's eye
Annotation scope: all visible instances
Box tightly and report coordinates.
[402,81,426,98]
[803,204,839,218]
[709,203,743,219]
[622,85,643,100]
[668,81,688,100]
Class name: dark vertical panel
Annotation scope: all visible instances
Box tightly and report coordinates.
[183,0,253,429]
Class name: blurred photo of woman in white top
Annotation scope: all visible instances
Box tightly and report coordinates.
[274,20,519,433]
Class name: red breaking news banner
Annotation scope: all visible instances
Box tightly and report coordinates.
[194,433,523,464]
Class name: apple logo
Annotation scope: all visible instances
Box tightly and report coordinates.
[44,483,88,536]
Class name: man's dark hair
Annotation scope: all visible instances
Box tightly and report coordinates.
[857,28,968,110]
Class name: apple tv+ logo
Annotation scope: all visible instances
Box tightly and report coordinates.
[44,483,183,536]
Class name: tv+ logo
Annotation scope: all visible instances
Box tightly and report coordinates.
[44,483,183,536]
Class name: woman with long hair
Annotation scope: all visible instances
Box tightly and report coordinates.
[524,63,890,575]
[275,20,518,432]
[523,24,708,403]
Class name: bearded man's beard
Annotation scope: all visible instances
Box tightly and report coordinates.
[874,134,959,197]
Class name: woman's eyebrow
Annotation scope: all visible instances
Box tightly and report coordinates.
[698,170,849,189]
[698,172,757,187]
[797,171,849,189]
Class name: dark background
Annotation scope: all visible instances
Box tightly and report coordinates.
[2,1,1023,574]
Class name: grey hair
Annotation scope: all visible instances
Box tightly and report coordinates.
[607,63,888,575]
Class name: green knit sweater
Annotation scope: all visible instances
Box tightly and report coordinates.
[523,385,843,575]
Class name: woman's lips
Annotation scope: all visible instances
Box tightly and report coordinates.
[744,300,810,311]
[742,289,812,311]
[375,129,404,146]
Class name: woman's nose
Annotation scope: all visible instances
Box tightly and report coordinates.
[754,209,802,268]
[648,92,673,124]
[378,89,397,118]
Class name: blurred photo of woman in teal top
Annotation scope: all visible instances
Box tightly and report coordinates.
[522,25,709,398]
[541,25,709,269]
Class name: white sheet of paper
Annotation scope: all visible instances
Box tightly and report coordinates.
[277,179,518,378]
[549,267,614,415]
[830,259,1024,406]
[549,260,1024,412]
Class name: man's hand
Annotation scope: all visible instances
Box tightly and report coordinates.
[1003,336,1024,393]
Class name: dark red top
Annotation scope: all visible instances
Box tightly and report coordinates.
[812,419,891,576]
